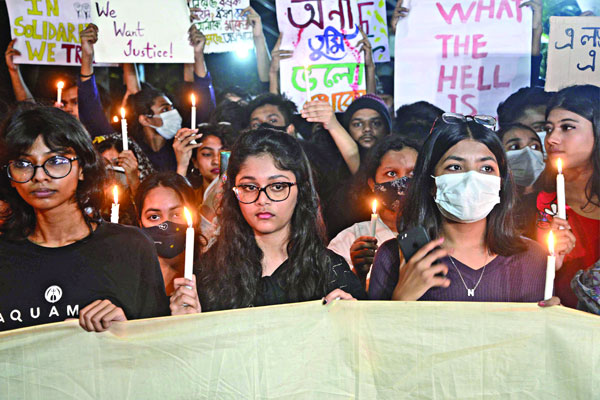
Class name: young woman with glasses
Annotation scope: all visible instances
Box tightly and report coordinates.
[169,128,367,314]
[0,106,169,332]
[368,113,547,302]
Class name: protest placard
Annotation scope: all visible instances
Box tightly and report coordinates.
[394,0,532,116]
[545,16,600,92]
[6,0,92,66]
[358,0,390,63]
[276,0,372,113]
[91,0,194,63]
[189,0,253,54]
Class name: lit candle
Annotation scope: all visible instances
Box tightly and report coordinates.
[56,81,64,105]
[304,63,312,103]
[120,107,128,151]
[556,158,566,220]
[370,199,378,237]
[112,116,118,123]
[544,231,556,300]
[190,93,196,129]
[110,185,119,224]
[183,207,195,282]
[366,199,378,282]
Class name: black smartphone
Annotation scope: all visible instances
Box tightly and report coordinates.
[397,226,445,277]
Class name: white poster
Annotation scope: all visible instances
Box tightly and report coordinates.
[6,0,92,66]
[92,0,194,63]
[394,0,532,116]
[189,0,254,54]
[546,16,600,92]
[276,0,368,112]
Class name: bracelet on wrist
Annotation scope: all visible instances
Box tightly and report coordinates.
[80,72,94,78]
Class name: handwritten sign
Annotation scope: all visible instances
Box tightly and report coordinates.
[276,0,370,112]
[359,0,390,62]
[546,16,600,92]
[394,0,532,116]
[92,0,194,63]
[6,0,92,65]
[189,0,253,54]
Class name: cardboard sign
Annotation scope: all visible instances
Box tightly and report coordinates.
[358,0,390,63]
[276,0,370,112]
[6,0,92,66]
[545,16,600,92]
[92,0,194,63]
[394,0,532,116]
[189,0,253,54]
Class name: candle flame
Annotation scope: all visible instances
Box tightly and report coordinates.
[113,185,118,204]
[120,107,126,119]
[191,93,196,106]
[184,207,193,228]
[557,158,563,174]
[112,116,118,123]
[372,199,378,214]
[57,81,64,89]
[548,231,555,256]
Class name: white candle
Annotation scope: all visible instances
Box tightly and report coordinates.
[304,64,312,103]
[544,231,556,300]
[556,158,566,220]
[110,186,119,224]
[120,108,128,151]
[367,200,378,281]
[190,93,196,129]
[189,94,198,145]
[370,200,378,237]
[183,207,194,281]
[56,81,64,105]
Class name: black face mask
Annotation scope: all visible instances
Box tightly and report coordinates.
[142,221,187,259]
[373,176,411,211]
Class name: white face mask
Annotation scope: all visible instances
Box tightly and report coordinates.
[507,146,545,187]
[433,171,501,223]
[150,109,182,140]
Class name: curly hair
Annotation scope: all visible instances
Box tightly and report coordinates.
[0,106,106,240]
[196,128,331,311]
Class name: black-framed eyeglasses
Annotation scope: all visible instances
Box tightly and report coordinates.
[233,182,297,204]
[430,112,497,134]
[6,156,79,183]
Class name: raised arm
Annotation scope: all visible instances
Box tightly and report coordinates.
[243,6,270,83]
[121,63,141,108]
[5,39,34,102]
[78,23,113,137]
[301,100,360,174]
[188,25,216,123]
[358,27,376,94]
[269,34,293,94]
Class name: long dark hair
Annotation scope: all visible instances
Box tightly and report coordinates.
[126,83,166,144]
[398,119,527,256]
[0,106,106,240]
[197,128,329,311]
[540,85,600,208]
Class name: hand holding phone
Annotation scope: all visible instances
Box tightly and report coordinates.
[391,227,451,301]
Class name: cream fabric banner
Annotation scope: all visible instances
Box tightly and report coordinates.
[1,301,599,399]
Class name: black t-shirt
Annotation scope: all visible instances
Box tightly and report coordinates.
[0,222,170,332]
[253,250,368,307]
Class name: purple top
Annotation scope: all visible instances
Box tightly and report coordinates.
[369,237,547,302]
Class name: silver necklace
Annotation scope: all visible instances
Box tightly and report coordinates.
[448,255,488,297]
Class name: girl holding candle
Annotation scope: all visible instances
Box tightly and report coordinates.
[169,128,366,314]
[368,113,547,302]
[328,135,420,288]
[536,85,600,308]
[135,172,204,296]
[0,106,169,332]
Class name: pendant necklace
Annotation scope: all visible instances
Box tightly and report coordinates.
[448,253,488,297]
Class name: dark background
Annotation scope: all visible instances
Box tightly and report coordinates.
[0,0,588,116]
